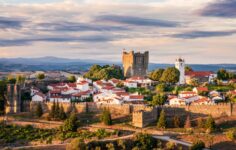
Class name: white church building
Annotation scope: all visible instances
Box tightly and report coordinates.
[175,58,185,84]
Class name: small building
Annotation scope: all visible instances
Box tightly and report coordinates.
[32,92,46,102]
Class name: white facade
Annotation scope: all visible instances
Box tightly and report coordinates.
[32,93,46,102]
[124,81,138,88]
[175,58,185,84]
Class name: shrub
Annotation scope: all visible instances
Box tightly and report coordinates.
[100,109,112,125]
[226,130,235,141]
[66,138,86,150]
[134,133,156,150]
[157,110,166,129]
[61,113,79,132]
[190,140,205,150]
[166,141,175,150]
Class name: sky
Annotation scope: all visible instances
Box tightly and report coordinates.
[0,0,236,64]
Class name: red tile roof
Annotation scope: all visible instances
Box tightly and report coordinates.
[180,91,196,95]
[67,83,76,87]
[196,87,209,92]
[129,95,144,99]
[185,71,213,77]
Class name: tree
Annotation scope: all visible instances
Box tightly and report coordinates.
[35,103,43,118]
[184,115,191,128]
[49,100,56,119]
[134,133,156,150]
[157,110,167,129]
[37,73,45,80]
[68,75,76,83]
[197,117,204,128]
[59,105,67,120]
[62,113,79,132]
[149,69,164,81]
[66,138,86,150]
[173,116,180,128]
[84,64,124,81]
[185,66,193,72]
[100,109,112,125]
[0,80,6,115]
[161,67,180,84]
[190,140,205,150]
[7,75,16,84]
[151,94,167,106]
[106,143,115,150]
[16,75,26,85]
[118,139,126,150]
[205,115,216,133]
[155,83,167,93]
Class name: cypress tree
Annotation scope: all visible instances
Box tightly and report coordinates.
[173,115,180,128]
[205,115,216,132]
[62,113,78,132]
[157,109,167,129]
[49,100,56,119]
[59,105,67,120]
[100,109,112,125]
[55,101,60,119]
[184,115,192,128]
[35,103,43,118]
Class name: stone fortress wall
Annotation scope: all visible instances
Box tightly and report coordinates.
[28,102,236,128]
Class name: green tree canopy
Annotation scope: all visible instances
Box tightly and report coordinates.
[68,75,76,83]
[16,75,26,84]
[62,113,79,132]
[161,67,180,84]
[37,73,45,80]
[84,64,124,81]
[205,115,216,133]
[149,68,164,81]
[35,103,43,118]
[185,66,193,72]
[151,94,167,106]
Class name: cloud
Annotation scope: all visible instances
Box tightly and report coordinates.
[171,30,236,39]
[37,21,128,32]
[0,16,25,29]
[199,0,236,18]
[0,34,116,47]
[96,15,180,27]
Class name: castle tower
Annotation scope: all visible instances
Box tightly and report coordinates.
[122,50,149,78]
[5,84,21,114]
[175,58,185,84]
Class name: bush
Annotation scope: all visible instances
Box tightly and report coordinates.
[226,130,235,141]
[197,117,204,129]
[61,113,79,132]
[100,109,112,125]
[166,141,175,150]
[66,138,86,150]
[190,140,205,150]
[134,133,156,150]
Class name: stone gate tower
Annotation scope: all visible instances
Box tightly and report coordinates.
[122,50,149,78]
[175,57,185,84]
[5,84,21,114]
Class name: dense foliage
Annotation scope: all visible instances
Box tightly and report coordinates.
[61,113,79,132]
[217,69,236,80]
[48,101,67,121]
[149,68,164,81]
[37,73,45,80]
[185,66,193,72]
[151,94,167,106]
[100,109,112,125]
[190,140,205,150]
[157,110,167,129]
[84,64,124,81]
[205,115,216,133]
[68,75,76,83]
[160,67,180,84]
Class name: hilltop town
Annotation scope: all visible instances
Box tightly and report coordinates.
[0,50,236,150]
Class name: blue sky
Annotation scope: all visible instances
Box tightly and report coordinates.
[0,0,236,64]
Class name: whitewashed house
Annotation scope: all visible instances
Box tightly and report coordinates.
[32,92,46,102]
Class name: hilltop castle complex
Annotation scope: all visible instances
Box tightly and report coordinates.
[122,50,149,78]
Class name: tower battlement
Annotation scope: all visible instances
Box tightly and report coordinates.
[122,50,149,78]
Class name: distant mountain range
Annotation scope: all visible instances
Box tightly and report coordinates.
[0,57,235,72]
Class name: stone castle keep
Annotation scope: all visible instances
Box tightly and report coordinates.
[122,50,149,78]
